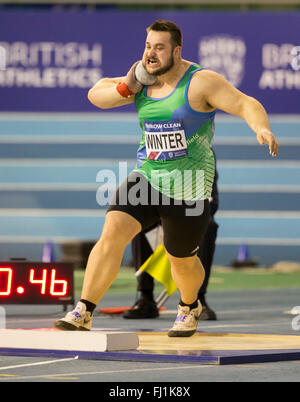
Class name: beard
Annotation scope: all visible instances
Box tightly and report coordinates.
[145,54,175,76]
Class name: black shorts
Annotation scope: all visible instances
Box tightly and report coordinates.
[107,172,210,258]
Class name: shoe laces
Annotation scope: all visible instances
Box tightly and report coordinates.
[175,304,200,323]
[67,310,84,322]
[67,302,87,322]
[175,306,191,323]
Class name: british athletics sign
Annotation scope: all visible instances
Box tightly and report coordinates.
[0,10,299,113]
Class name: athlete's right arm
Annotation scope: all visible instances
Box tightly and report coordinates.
[88,77,134,109]
[88,62,143,109]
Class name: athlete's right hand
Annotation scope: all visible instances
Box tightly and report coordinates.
[124,62,144,94]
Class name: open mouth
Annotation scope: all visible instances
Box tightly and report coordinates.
[147,58,159,67]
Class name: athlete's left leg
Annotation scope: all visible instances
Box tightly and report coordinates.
[166,252,205,337]
[161,199,210,304]
[160,199,210,337]
[166,251,205,305]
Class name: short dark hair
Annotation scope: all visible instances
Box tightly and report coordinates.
[147,19,183,49]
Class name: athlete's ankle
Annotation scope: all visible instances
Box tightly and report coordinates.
[79,299,96,315]
[179,299,198,310]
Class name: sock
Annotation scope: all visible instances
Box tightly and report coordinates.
[80,299,96,315]
[179,299,198,311]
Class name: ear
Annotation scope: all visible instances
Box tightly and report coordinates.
[173,46,182,60]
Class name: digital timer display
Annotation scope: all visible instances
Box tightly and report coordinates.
[0,262,74,305]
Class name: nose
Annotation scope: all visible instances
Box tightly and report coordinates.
[146,47,156,58]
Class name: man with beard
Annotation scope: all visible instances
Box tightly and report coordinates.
[55,19,278,337]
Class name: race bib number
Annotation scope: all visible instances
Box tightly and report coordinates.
[144,119,188,160]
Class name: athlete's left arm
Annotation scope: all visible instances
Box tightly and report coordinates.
[194,70,279,157]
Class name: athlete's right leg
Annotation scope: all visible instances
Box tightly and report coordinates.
[123,224,160,319]
[55,172,159,331]
[80,210,142,305]
[55,210,141,331]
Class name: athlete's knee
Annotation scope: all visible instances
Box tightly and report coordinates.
[167,251,197,270]
[101,210,141,246]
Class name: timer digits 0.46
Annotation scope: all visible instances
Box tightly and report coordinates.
[0,262,74,305]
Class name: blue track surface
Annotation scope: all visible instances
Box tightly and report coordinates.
[1,289,300,381]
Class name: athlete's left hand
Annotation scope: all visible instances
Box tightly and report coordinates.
[256,130,279,157]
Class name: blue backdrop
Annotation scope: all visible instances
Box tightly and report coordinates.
[0,10,299,113]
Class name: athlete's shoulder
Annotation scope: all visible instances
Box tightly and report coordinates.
[193,68,226,81]
[191,69,229,92]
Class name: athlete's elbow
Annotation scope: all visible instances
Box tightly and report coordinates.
[87,90,109,109]
[87,89,95,103]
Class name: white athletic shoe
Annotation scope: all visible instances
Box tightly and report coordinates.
[168,300,202,337]
[54,301,92,331]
